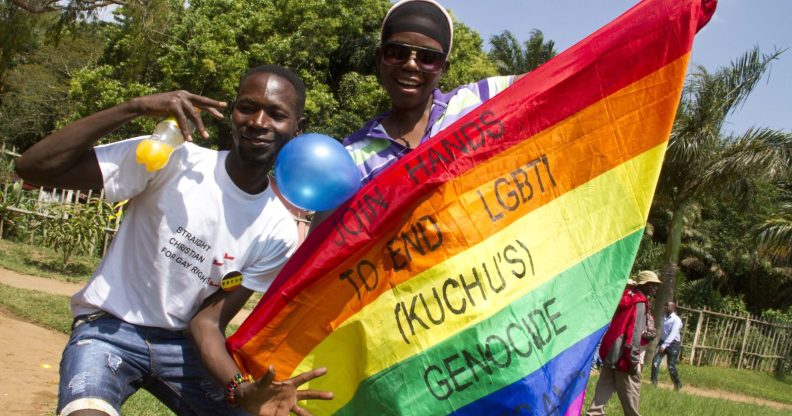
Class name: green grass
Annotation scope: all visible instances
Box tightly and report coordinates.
[0,283,73,333]
[586,382,790,416]
[583,364,792,416]
[0,239,97,283]
[661,363,792,405]
[121,390,174,416]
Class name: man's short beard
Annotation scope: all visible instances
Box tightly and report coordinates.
[239,151,274,166]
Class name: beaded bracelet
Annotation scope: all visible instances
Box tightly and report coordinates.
[224,372,254,407]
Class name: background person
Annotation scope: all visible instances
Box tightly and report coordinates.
[651,301,683,391]
[593,279,638,372]
[16,64,331,416]
[638,284,657,374]
[586,270,661,416]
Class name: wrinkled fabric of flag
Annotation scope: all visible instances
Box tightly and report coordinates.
[227,0,717,414]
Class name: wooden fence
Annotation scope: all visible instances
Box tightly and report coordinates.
[677,305,792,372]
[1,185,121,255]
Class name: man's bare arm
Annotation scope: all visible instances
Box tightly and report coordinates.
[16,91,226,190]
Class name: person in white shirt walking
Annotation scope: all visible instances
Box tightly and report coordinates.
[651,301,683,390]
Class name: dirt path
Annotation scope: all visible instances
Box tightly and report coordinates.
[0,267,251,415]
[0,310,65,415]
[0,268,85,297]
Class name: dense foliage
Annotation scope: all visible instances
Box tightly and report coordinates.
[647,48,792,320]
[2,0,498,148]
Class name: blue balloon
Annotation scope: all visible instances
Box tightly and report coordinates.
[274,133,361,211]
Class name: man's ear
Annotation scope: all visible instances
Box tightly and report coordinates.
[295,117,307,136]
[374,47,383,84]
[441,60,451,76]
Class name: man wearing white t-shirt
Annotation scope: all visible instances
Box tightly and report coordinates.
[16,65,332,416]
[651,301,683,391]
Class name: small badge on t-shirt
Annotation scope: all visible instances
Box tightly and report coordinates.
[221,271,243,292]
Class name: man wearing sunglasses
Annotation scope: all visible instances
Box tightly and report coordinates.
[342,0,525,185]
[310,0,525,232]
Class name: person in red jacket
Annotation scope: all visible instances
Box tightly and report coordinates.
[586,270,661,416]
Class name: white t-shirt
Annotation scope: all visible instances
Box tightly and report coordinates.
[70,138,298,330]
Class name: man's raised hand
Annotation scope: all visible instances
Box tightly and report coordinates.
[129,91,227,141]
[238,365,333,416]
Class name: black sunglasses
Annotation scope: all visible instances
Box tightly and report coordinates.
[381,42,447,73]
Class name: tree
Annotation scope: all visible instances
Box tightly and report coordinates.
[442,21,498,89]
[0,25,106,149]
[145,0,394,145]
[39,196,114,271]
[652,47,791,320]
[9,0,126,13]
[487,29,556,75]
[672,180,792,312]
[6,0,508,150]
[756,196,792,266]
[100,0,179,83]
[60,0,498,147]
[0,0,51,85]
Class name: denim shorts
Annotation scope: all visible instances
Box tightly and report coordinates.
[57,314,247,416]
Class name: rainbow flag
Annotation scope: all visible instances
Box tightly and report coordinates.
[228,0,716,413]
